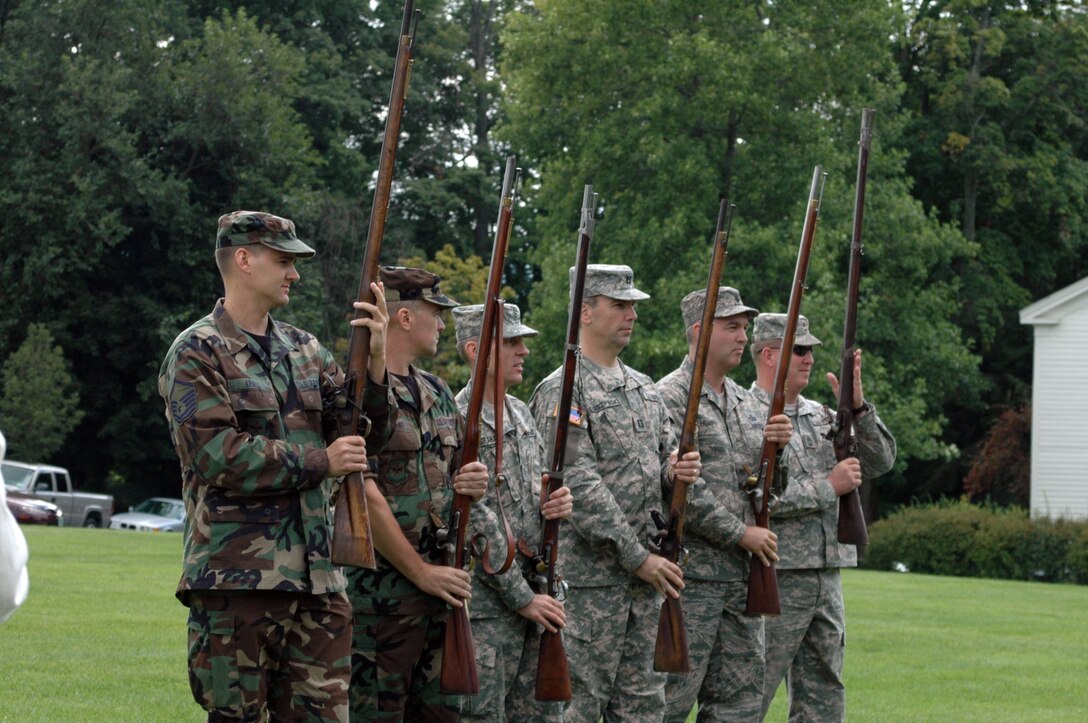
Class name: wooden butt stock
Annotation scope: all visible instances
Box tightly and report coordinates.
[440,605,479,694]
[535,629,572,701]
[745,557,781,616]
[330,472,375,569]
[653,595,690,673]
[837,488,869,545]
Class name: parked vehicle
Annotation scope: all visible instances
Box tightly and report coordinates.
[109,497,185,532]
[4,493,62,526]
[1,461,113,528]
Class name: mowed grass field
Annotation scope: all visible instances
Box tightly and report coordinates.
[0,527,1086,722]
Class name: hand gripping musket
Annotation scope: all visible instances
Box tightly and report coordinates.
[649,197,735,673]
[834,109,875,546]
[745,166,827,616]
[330,0,420,569]
[439,156,520,695]
[524,184,598,702]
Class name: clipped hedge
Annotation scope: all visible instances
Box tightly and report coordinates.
[863,501,1088,584]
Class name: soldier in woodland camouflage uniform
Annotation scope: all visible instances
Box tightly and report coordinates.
[451,303,573,723]
[528,265,702,723]
[742,313,896,722]
[656,288,794,723]
[346,267,490,722]
[159,211,396,722]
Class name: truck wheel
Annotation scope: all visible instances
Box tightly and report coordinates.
[83,515,101,528]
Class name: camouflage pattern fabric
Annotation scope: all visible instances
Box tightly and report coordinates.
[662,580,764,723]
[455,386,563,722]
[656,358,769,721]
[346,366,464,720]
[186,590,352,722]
[740,385,896,721]
[351,611,460,722]
[158,299,394,600]
[529,355,676,722]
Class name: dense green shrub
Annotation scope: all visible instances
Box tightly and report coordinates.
[864,501,1088,584]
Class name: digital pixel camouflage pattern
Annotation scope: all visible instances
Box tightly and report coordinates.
[656,358,769,722]
[346,366,464,721]
[740,384,896,722]
[187,590,352,722]
[158,299,394,601]
[529,355,674,723]
[455,385,563,723]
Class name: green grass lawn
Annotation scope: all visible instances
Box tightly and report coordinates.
[1,527,1086,722]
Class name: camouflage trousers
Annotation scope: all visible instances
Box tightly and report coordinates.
[186,590,352,722]
[760,569,845,723]
[462,612,565,723]
[350,610,462,722]
[562,582,666,723]
[663,579,765,723]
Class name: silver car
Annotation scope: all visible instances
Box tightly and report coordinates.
[109,497,185,532]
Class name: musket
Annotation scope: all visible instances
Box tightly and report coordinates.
[525,184,598,702]
[650,197,735,673]
[440,156,520,695]
[745,166,827,616]
[834,109,875,546]
[331,0,420,569]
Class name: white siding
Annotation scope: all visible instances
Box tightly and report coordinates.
[1029,294,1088,520]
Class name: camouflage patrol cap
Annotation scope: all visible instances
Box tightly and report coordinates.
[751,312,823,351]
[215,211,316,258]
[574,264,650,301]
[452,303,539,343]
[680,286,759,329]
[379,266,459,307]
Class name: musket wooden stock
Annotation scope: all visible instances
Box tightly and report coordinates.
[836,109,875,546]
[530,184,598,702]
[440,157,519,696]
[652,197,735,674]
[332,0,419,570]
[745,166,826,616]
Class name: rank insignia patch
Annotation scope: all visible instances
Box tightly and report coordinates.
[170,380,198,424]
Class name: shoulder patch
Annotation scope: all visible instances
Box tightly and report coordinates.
[170,380,198,424]
[552,404,584,426]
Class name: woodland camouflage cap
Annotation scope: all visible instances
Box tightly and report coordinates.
[680,286,759,329]
[379,266,459,307]
[215,211,316,258]
[452,303,539,343]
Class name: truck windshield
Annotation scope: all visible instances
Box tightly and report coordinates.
[1,463,33,490]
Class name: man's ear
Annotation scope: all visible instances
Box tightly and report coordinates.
[464,339,478,366]
[392,305,413,331]
[579,302,593,326]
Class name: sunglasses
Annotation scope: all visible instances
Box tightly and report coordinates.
[792,345,813,357]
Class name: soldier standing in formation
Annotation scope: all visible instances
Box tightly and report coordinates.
[345,266,490,722]
[656,287,794,722]
[159,211,396,721]
[452,302,574,723]
[528,264,702,723]
[744,313,897,722]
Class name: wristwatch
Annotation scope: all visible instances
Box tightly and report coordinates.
[851,400,872,417]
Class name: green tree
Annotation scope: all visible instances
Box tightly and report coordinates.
[500,0,982,514]
[0,324,85,462]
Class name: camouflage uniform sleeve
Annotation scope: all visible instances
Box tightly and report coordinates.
[657,377,746,548]
[854,405,897,478]
[770,458,838,518]
[359,373,397,453]
[471,499,536,612]
[167,337,329,493]
[530,379,651,574]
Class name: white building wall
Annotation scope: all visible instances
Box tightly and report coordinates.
[1029,296,1088,520]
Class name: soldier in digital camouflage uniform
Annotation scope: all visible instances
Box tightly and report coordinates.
[159,210,396,722]
[528,264,702,723]
[451,303,573,723]
[742,313,896,722]
[346,267,490,722]
[656,287,794,723]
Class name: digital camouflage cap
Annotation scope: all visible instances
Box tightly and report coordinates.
[216,211,316,258]
[574,264,650,301]
[379,266,459,307]
[452,303,539,344]
[751,312,823,351]
[680,286,759,329]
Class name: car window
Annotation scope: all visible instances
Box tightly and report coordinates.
[55,474,70,494]
[34,473,54,493]
[4,463,33,490]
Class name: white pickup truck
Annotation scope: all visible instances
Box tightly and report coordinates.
[1,460,113,528]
